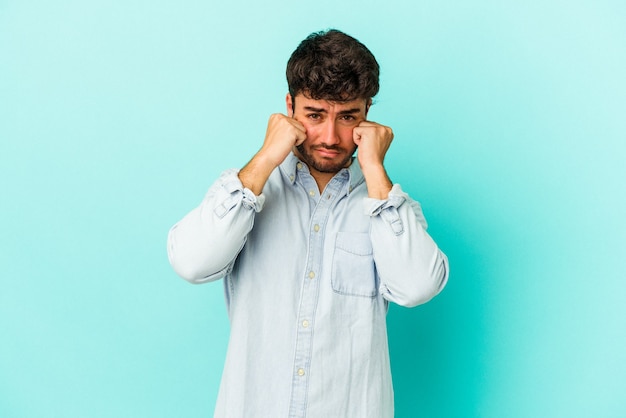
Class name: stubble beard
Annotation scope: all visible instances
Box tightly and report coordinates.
[296,144,356,174]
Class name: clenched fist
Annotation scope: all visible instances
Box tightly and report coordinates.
[258,114,308,168]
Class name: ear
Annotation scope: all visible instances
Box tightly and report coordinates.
[286,93,294,117]
[365,98,372,117]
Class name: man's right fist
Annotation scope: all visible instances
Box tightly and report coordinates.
[258,114,307,168]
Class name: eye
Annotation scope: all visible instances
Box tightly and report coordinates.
[339,115,358,124]
[307,113,321,120]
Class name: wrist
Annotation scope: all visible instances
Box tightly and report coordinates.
[361,164,392,199]
[254,150,281,172]
[239,152,278,196]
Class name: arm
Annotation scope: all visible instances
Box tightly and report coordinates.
[352,121,393,199]
[167,170,263,283]
[167,113,306,283]
[354,120,448,306]
[368,187,449,307]
[239,113,306,195]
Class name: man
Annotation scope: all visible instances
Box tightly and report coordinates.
[167,29,449,418]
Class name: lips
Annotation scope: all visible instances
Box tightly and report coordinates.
[314,147,342,158]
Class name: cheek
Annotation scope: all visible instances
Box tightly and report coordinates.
[338,126,356,143]
[301,124,320,141]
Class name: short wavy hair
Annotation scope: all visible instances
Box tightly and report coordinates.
[286,29,380,102]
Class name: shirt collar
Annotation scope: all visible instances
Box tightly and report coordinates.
[345,156,365,195]
[280,152,301,185]
[280,152,365,195]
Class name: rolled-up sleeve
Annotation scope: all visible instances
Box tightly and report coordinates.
[366,184,449,307]
[167,169,265,284]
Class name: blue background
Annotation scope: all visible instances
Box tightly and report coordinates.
[1,1,625,417]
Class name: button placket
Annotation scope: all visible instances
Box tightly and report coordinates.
[287,175,344,417]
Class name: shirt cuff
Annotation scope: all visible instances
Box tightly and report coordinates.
[215,169,265,215]
[364,184,407,235]
[364,183,407,216]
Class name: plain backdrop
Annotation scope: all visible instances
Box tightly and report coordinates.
[1,0,625,417]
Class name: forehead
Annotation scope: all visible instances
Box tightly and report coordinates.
[295,94,367,112]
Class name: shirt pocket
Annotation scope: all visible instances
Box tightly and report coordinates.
[331,232,378,298]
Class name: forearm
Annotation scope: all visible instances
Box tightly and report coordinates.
[361,163,392,199]
[167,170,263,283]
[238,152,278,196]
[239,113,306,195]
[368,185,449,307]
[354,120,394,199]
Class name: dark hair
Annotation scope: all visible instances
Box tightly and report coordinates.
[286,29,380,102]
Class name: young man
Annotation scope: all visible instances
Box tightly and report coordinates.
[167,29,449,418]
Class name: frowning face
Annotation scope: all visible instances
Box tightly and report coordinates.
[288,94,369,175]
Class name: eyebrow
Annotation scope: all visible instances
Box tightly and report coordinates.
[303,106,362,115]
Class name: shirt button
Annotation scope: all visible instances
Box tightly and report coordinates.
[308,271,315,279]
[296,163,303,170]
[313,224,320,232]
[309,190,315,197]
[297,368,305,376]
[302,320,310,328]
[289,175,295,182]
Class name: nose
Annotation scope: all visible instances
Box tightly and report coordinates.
[320,121,341,146]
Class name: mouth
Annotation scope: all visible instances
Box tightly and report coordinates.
[314,147,342,158]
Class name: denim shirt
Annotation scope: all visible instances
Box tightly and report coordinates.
[167,152,449,418]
